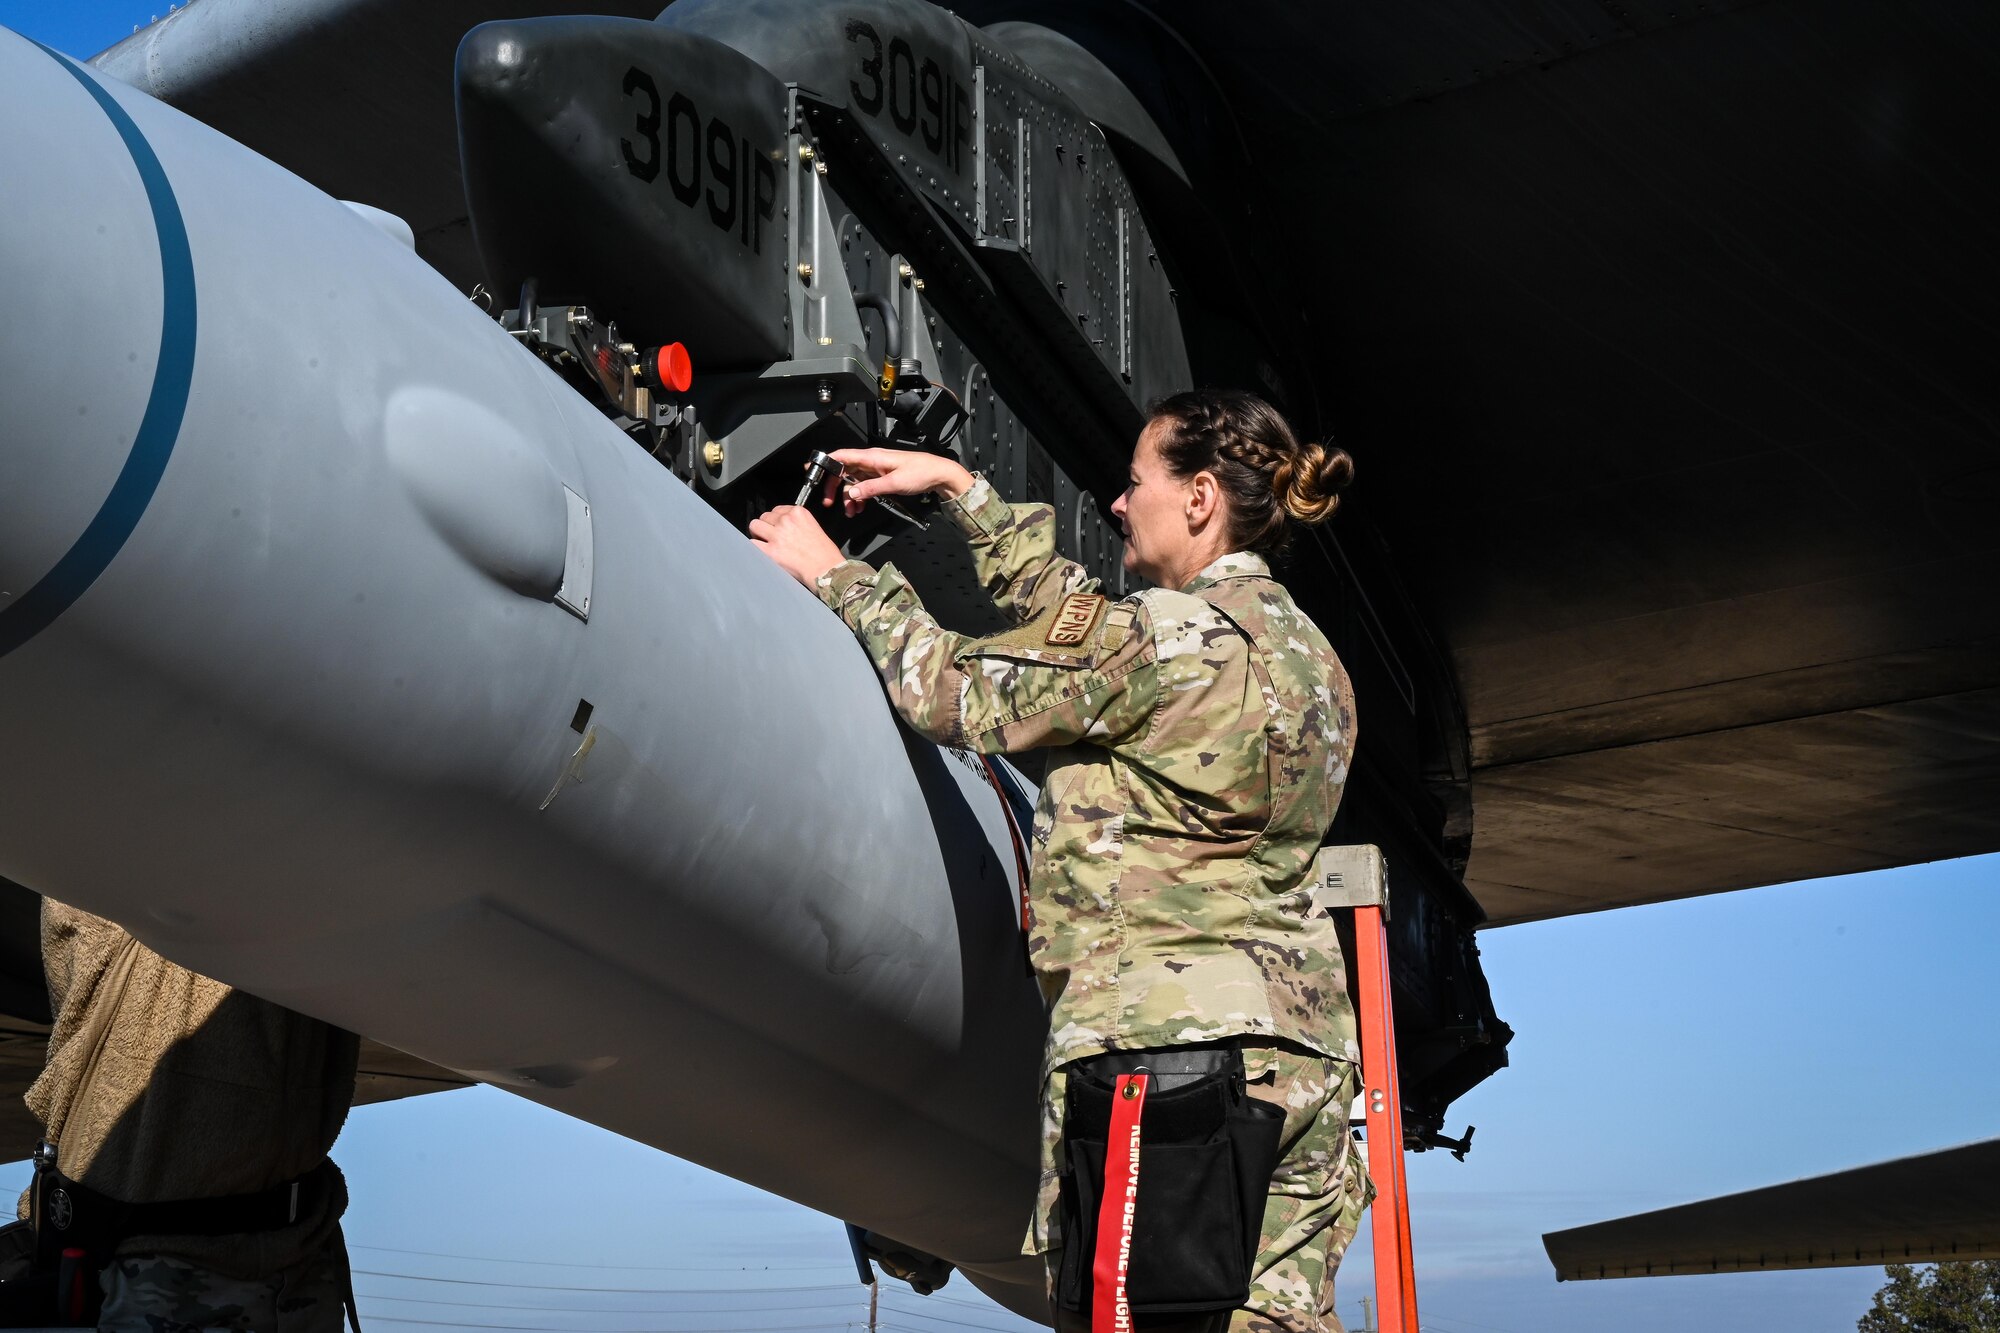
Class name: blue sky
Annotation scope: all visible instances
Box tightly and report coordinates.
[5,4,1997,1331]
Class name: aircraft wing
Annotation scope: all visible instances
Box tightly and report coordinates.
[942,0,2000,927]
[1544,1139,2000,1279]
[1282,0,2000,928]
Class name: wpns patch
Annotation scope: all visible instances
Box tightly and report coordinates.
[1046,593,1107,646]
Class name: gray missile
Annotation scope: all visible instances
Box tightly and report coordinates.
[0,27,1052,1315]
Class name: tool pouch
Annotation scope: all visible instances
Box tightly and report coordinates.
[1054,1045,1284,1320]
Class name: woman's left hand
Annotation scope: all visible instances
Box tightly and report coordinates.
[749,505,846,588]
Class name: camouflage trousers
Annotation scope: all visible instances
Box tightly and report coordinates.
[1039,1043,1370,1333]
[98,1235,349,1333]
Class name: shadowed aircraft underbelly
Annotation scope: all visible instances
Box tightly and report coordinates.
[87,0,2000,929]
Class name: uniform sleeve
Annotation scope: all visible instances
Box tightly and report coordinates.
[938,475,1099,624]
[815,557,1158,753]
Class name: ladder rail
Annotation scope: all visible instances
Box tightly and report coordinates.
[1317,845,1420,1333]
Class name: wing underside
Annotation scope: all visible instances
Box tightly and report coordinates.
[1544,1139,2000,1280]
[83,1,2000,929]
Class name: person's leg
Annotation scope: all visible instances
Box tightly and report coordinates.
[1048,1284,1230,1333]
[98,1235,349,1333]
[1036,1065,1069,1321]
[270,1233,348,1332]
[1229,1050,1366,1333]
[97,1254,277,1333]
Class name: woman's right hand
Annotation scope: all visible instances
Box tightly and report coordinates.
[824,449,974,518]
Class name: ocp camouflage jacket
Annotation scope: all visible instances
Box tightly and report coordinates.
[815,477,1359,1073]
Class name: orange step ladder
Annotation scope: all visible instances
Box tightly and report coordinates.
[1318,845,1420,1333]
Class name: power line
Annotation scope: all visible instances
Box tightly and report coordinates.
[348,1283,1031,1333]
[876,1288,1032,1320]
[354,1269,852,1296]
[366,1312,860,1320]
[360,1305,1033,1333]
[352,1272,1040,1320]
[344,1250,1035,1332]
[875,1288,1019,1315]
[350,1272,1040,1320]
[350,1242,1028,1326]
[865,1302,1029,1333]
[351,1244,852,1274]
[359,1292,851,1316]
[1419,1313,1527,1333]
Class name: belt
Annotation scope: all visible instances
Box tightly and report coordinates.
[35,1145,326,1244]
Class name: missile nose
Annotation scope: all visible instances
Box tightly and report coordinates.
[0,30,195,660]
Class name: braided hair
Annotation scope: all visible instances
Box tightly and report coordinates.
[1147,388,1354,558]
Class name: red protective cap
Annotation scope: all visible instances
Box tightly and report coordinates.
[652,342,693,394]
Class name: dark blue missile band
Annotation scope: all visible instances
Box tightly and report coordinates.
[0,44,196,660]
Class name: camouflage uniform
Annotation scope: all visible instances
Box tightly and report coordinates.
[98,1248,346,1333]
[814,478,1366,1332]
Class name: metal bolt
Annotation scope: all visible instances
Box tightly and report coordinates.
[702,440,725,470]
[796,262,814,281]
[814,159,827,176]
[817,380,834,405]
[899,262,914,279]
[799,143,815,162]
[913,278,926,291]
[817,335,834,346]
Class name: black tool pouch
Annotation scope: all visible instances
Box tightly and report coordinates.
[1053,1045,1285,1320]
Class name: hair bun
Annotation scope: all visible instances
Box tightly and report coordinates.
[1276,442,1354,525]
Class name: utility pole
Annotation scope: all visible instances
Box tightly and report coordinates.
[867,1278,878,1332]
[1358,1295,1376,1333]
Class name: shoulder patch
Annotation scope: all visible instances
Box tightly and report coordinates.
[1046,593,1107,646]
[957,590,1125,666]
